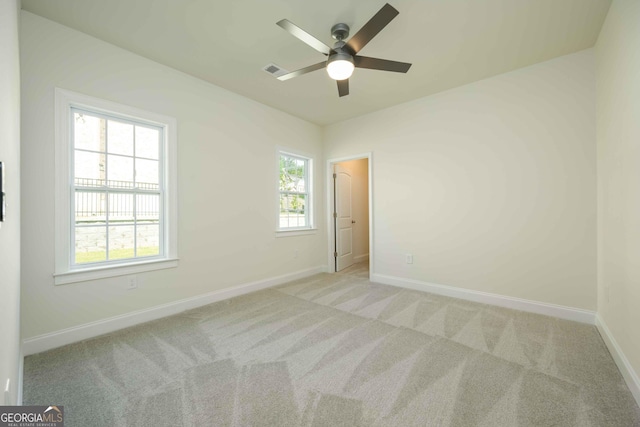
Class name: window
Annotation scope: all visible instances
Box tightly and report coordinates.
[72,109,162,264]
[55,89,177,284]
[278,151,313,231]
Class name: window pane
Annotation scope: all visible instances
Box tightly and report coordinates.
[294,176,307,193]
[279,193,306,228]
[137,224,160,257]
[75,151,106,187]
[107,120,134,156]
[107,154,134,187]
[279,211,307,229]
[136,159,159,188]
[74,113,104,152]
[109,193,134,222]
[136,126,160,160]
[136,194,160,222]
[279,155,306,192]
[75,191,107,224]
[109,225,135,260]
[75,226,107,264]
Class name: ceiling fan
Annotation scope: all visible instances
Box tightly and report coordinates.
[275,3,412,97]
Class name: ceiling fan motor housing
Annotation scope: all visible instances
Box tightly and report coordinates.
[331,23,350,41]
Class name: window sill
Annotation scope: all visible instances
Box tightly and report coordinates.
[275,228,318,238]
[54,258,179,285]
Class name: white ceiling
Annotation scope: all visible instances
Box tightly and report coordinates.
[21,0,611,125]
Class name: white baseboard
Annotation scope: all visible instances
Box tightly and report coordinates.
[23,265,327,356]
[354,254,370,263]
[370,273,596,324]
[596,314,640,407]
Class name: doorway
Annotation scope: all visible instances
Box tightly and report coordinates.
[327,154,372,275]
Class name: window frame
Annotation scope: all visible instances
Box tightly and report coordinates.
[276,149,316,235]
[54,88,178,285]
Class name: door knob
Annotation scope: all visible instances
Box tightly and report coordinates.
[351,220,356,224]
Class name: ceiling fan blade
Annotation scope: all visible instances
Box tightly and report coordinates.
[277,62,326,81]
[355,56,411,73]
[346,3,399,54]
[277,19,332,56]
[337,79,349,97]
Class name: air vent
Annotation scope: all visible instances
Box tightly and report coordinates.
[262,63,289,78]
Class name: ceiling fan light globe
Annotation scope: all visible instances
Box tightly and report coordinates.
[327,56,354,80]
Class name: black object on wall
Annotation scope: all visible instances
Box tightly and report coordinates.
[0,161,5,222]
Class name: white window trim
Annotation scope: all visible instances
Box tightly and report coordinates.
[54,88,178,285]
[276,148,315,234]
[275,228,318,238]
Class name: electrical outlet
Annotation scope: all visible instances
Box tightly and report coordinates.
[406,254,413,264]
[127,276,138,290]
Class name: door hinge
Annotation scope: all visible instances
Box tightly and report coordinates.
[334,251,338,258]
[333,212,337,218]
[333,173,337,179]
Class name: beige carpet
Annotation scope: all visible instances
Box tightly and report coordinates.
[24,263,640,426]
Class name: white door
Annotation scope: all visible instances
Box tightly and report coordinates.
[335,164,354,271]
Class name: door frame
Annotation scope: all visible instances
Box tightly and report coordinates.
[326,152,373,276]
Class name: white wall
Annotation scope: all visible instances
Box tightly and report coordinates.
[325,50,597,310]
[596,0,640,394]
[335,158,369,262]
[0,0,21,405]
[20,11,325,341]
